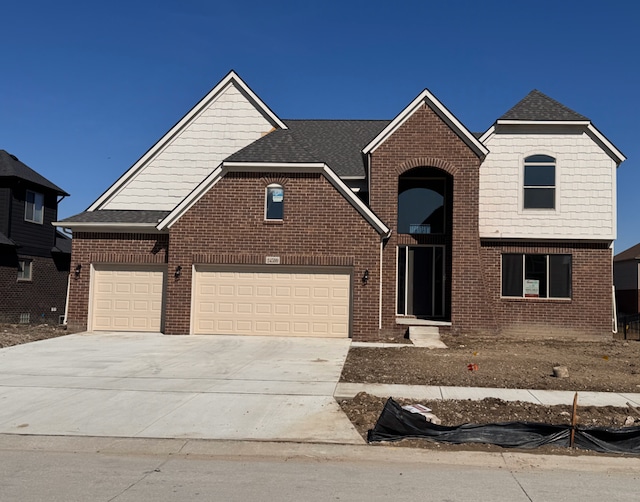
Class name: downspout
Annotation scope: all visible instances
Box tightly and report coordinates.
[63,272,71,326]
[379,238,383,330]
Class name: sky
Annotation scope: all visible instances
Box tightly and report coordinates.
[1,0,639,251]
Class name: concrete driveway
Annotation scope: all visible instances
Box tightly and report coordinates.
[0,332,362,444]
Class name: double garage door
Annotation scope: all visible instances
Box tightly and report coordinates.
[193,267,351,337]
[91,265,351,337]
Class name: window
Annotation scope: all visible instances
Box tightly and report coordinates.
[398,177,446,234]
[25,190,44,224]
[18,259,32,281]
[524,155,555,209]
[502,254,571,298]
[265,184,284,220]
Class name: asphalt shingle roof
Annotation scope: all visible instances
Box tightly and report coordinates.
[614,243,640,262]
[226,120,390,177]
[499,90,589,122]
[59,210,170,224]
[0,150,69,195]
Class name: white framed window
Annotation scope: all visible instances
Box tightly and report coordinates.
[25,190,44,224]
[265,184,284,220]
[523,155,555,209]
[17,259,32,281]
[502,254,571,299]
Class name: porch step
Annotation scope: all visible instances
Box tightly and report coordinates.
[408,326,448,349]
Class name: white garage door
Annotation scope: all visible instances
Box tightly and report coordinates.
[92,265,166,332]
[192,267,351,337]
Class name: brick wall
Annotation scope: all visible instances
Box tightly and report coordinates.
[166,172,381,339]
[0,250,70,324]
[67,233,168,332]
[369,103,494,335]
[480,241,613,337]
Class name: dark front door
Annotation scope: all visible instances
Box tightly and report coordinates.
[397,245,445,318]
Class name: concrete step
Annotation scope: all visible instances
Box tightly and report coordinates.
[408,326,448,349]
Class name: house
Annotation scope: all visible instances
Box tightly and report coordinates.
[0,150,71,324]
[54,71,625,339]
[614,243,640,316]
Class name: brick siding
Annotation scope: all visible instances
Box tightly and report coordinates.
[0,250,70,324]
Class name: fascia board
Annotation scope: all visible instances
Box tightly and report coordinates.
[478,125,495,143]
[52,222,165,233]
[88,71,285,211]
[586,124,626,164]
[362,89,489,158]
[496,120,591,126]
[321,165,391,238]
[222,162,326,171]
[340,176,366,180]
[156,165,224,230]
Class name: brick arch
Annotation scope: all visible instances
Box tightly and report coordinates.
[396,157,459,177]
[261,175,290,186]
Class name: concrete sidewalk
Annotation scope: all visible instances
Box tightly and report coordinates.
[335,382,640,407]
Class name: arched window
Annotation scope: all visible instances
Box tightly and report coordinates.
[524,155,555,209]
[265,184,284,220]
[398,175,446,234]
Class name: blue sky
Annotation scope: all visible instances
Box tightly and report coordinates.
[2,0,638,251]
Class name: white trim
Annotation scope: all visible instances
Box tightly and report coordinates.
[340,176,366,180]
[156,165,224,230]
[362,89,489,158]
[52,222,165,233]
[497,120,590,126]
[157,162,392,237]
[379,239,383,330]
[478,125,495,144]
[586,124,626,164]
[88,71,286,212]
[350,187,361,193]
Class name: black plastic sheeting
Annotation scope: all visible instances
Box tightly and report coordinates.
[367,398,640,455]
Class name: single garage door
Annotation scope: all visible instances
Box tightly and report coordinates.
[192,267,351,337]
[91,265,166,332]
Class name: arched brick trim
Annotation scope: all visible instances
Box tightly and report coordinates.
[260,175,290,186]
[396,157,459,176]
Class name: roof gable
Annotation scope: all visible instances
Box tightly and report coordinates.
[499,90,588,122]
[89,71,286,212]
[0,150,68,195]
[362,90,488,158]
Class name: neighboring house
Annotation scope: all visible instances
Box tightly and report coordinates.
[614,243,640,316]
[0,150,71,324]
[54,71,625,339]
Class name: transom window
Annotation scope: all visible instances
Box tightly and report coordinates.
[17,259,32,281]
[265,184,284,220]
[502,254,571,299]
[524,155,555,209]
[25,190,44,224]
[398,176,446,234]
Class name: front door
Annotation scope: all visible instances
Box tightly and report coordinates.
[397,246,445,318]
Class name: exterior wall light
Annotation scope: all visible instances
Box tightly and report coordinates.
[74,264,82,277]
[175,265,182,278]
[362,269,369,284]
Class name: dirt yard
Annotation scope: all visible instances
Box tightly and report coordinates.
[339,333,640,451]
[0,323,69,348]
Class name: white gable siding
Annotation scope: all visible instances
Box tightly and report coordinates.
[479,131,616,240]
[102,83,275,211]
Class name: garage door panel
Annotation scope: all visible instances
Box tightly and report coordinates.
[92,266,165,332]
[193,268,350,337]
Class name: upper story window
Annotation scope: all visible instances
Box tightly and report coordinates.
[398,175,446,234]
[17,259,32,281]
[25,190,44,224]
[524,155,555,209]
[265,184,284,220]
